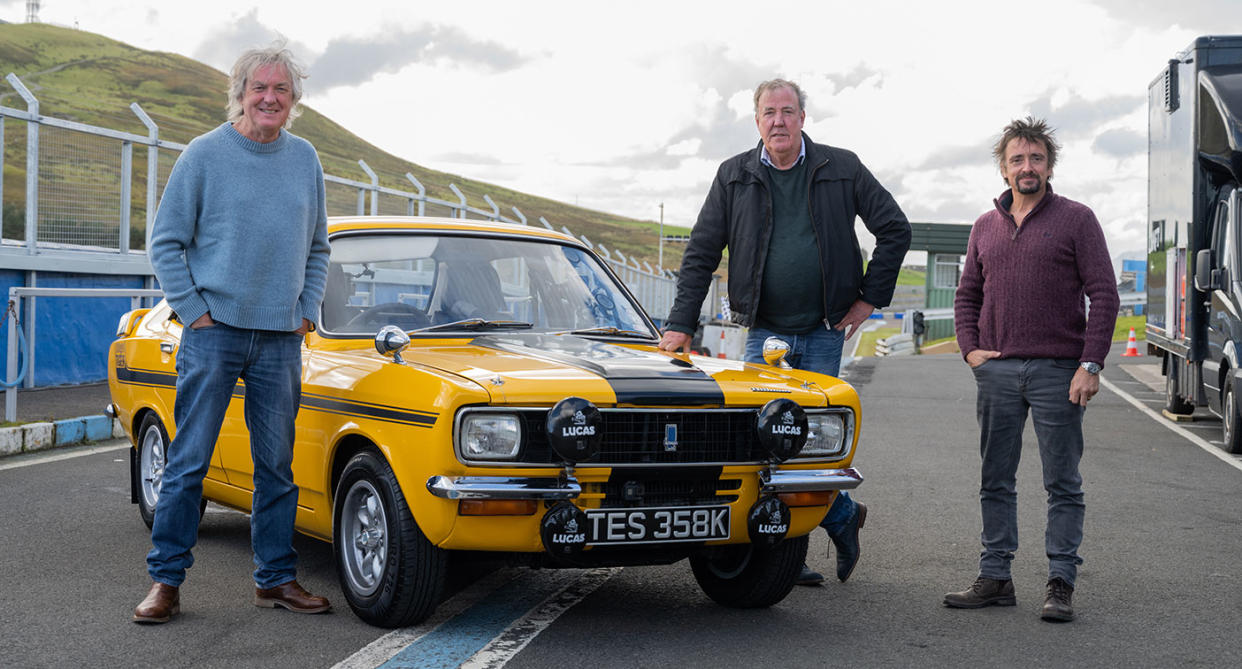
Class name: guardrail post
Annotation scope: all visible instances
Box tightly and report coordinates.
[131,103,159,252]
[119,141,133,254]
[359,160,379,216]
[5,287,18,421]
[7,74,39,254]
[405,173,425,216]
[538,217,554,231]
[511,207,526,225]
[448,184,467,219]
[483,194,499,221]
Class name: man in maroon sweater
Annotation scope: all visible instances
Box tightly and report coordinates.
[945,118,1118,622]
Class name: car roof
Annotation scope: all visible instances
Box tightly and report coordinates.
[326,216,581,245]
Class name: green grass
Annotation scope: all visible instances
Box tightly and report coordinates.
[856,326,900,357]
[1115,314,1145,342]
[0,23,677,263]
[896,268,926,286]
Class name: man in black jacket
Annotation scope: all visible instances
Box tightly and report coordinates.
[658,78,910,585]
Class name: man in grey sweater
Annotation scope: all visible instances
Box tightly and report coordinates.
[133,43,331,624]
[947,117,1119,622]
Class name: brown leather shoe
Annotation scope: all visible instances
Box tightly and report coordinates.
[254,580,331,614]
[133,582,180,624]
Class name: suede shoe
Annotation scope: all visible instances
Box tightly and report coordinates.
[1041,577,1074,622]
[943,577,1016,608]
[830,501,867,582]
[133,582,180,624]
[795,564,825,586]
[255,580,331,614]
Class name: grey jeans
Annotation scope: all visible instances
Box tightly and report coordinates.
[972,357,1086,586]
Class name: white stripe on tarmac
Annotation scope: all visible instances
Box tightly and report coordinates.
[0,441,128,472]
[459,568,620,669]
[1100,375,1242,474]
[331,569,522,669]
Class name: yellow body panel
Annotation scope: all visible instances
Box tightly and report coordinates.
[109,217,863,560]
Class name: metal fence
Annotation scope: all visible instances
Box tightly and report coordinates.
[1,72,725,397]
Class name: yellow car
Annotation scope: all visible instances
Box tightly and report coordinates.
[108,216,863,627]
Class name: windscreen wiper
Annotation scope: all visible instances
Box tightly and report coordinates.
[556,326,654,339]
[413,318,534,333]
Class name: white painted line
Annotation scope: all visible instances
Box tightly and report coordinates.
[460,568,621,669]
[332,569,523,669]
[1099,375,1242,474]
[0,441,129,472]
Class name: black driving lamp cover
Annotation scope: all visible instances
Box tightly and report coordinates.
[545,396,603,463]
[540,502,589,557]
[747,496,791,548]
[755,398,808,462]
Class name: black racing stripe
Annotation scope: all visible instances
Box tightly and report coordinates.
[115,366,435,427]
[300,392,437,427]
[116,366,177,388]
[474,334,725,407]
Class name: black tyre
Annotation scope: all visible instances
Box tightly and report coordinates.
[1165,373,1193,415]
[690,534,808,609]
[135,412,205,530]
[1223,378,1242,454]
[334,451,446,627]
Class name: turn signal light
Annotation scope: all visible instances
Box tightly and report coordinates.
[458,499,538,516]
[777,491,835,508]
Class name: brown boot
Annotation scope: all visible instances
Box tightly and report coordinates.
[1040,578,1074,622]
[254,580,331,614]
[133,582,180,624]
[943,577,1016,608]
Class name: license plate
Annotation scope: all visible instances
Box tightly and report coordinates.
[586,505,730,545]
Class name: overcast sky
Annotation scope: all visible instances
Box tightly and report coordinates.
[3,0,1237,268]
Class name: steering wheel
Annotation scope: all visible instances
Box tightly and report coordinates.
[344,302,430,330]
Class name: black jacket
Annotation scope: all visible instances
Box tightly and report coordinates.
[666,133,911,333]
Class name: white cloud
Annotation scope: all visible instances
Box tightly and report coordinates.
[7,0,1235,261]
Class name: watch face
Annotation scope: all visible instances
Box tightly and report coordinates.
[1081,362,1101,374]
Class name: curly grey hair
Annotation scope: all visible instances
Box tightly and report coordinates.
[225,41,308,128]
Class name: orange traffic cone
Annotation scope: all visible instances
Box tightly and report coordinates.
[1122,327,1141,357]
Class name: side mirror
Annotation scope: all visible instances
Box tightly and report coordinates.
[1195,248,1220,292]
[374,325,410,365]
[762,336,792,369]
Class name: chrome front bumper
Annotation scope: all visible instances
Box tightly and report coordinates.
[759,467,863,493]
[426,475,582,500]
[426,466,862,501]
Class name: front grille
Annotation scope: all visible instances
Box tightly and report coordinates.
[592,475,741,508]
[516,408,766,465]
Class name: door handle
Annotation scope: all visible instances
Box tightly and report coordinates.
[160,343,174,354]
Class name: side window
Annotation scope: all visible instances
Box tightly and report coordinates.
[1214,194,1233,275]
[932,254,963,289]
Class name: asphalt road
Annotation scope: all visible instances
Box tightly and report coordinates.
[3,343,1241,668]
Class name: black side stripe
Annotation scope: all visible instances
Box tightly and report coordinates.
[115,365,437,428]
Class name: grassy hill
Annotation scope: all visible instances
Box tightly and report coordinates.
[0,23,690,267]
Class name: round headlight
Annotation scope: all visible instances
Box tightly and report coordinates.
[460,413,522,460]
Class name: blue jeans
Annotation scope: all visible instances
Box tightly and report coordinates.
[745,324,857,536]
[972,358,1085,586]
[147,322,304,589]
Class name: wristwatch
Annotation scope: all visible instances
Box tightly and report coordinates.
[1080,361,1102,375]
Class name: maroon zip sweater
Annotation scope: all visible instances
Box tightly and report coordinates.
[954,185,1119,365]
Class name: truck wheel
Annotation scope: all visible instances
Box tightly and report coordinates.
[689,534,808,608]
[1165,374,1194,415]
[135,412,205,530]
[334,450,446,627]
[1223,380,1242,454]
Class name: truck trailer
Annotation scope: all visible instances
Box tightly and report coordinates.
[1147,35,1242,450]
